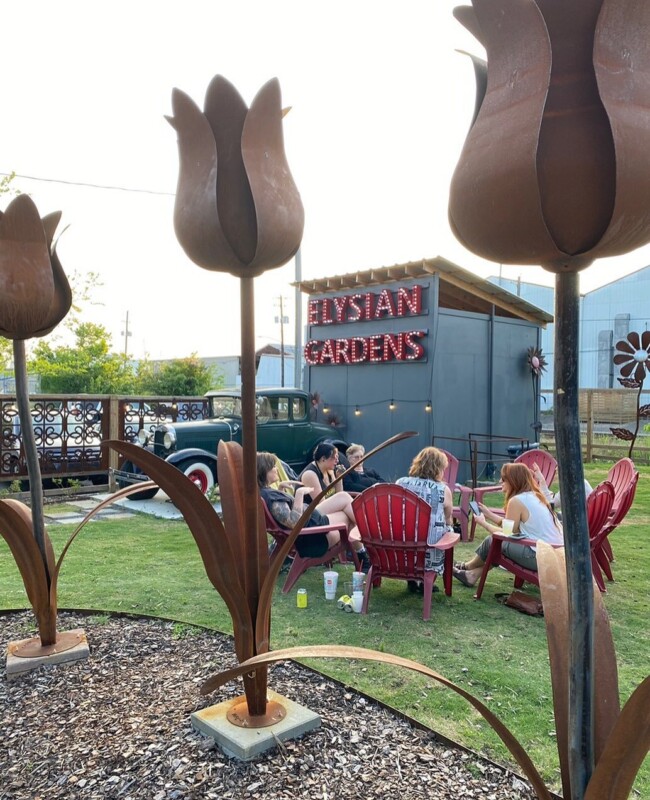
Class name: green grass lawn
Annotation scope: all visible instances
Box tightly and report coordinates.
[1,462,648,796]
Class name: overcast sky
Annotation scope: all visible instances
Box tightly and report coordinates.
[3,0,649,360]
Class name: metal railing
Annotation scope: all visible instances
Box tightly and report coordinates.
[0,395,209,485]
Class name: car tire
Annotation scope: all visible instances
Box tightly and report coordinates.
[119,460,159,501]
[178,460,215,495]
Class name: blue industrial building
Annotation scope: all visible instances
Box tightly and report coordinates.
[490,265,650,392]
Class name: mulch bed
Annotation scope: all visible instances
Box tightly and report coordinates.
[1,611,539,800]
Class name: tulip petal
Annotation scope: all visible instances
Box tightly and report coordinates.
[591,0,650,259]
[534,0,616,258]
[241,78,305,274]
[41,211,62,248]
[0,195,55,339]
[167,88,244,272]
[457,50,488,132]
[449,0,566,266]
[32,236,73,338]
[453,5,486,47]
[203,75,258,267]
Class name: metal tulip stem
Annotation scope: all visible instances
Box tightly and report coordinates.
[12,340,50,589]
[554,272,594,795]
[239,275,268,718]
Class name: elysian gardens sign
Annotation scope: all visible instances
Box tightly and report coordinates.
[304,284,427,366]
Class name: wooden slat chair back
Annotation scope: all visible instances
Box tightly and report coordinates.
[261,497,354,594]
[586,480,616,592]
[599,457,638,562]
[591,472,639,584]
[352,484,459,620]
[440,448,468,542]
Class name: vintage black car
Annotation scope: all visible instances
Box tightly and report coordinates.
[118,388,347,499]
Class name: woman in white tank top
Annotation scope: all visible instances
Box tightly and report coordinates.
[453,462,562,588]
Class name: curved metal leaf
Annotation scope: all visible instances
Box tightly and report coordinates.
[0,499,54,618]
[537,543,621,800]
[105,440,254,661]
[200,644,552,800]
[584,676,650,800]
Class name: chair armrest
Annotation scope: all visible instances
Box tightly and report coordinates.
[434,531,460,550]
[491,532,563,549]
[299,522,347,535]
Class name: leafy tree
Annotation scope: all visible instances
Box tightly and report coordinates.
[29,322,136,393]
[136,354,221,396]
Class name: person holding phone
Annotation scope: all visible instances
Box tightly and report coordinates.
[453,462,563,588]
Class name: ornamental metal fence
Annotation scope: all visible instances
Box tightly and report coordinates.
[0,395,209,487]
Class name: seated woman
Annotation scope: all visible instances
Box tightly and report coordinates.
[396,446,454,591]
[453,462,563,587]
[299,442,345,502]
[342,443,386,493]
[257,452,371,571]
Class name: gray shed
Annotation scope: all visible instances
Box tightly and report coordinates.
[298,257,553,483]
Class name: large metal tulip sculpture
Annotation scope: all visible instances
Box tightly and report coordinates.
[449,2,650,798]
[164,75,304,721]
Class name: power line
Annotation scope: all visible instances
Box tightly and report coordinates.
[0,171,174,196]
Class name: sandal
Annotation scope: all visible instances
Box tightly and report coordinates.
[452,567,476,588]
[454,561,467,571]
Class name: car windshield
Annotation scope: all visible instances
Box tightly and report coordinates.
[210,396,242,418]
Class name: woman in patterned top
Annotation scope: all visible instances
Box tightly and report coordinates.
[396,447,454,592]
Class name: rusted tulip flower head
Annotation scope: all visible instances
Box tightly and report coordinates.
[167,75,304,277]
[0,194,72,337]
[449,0,650,272]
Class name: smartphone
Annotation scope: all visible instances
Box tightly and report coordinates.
[469,500,481,517]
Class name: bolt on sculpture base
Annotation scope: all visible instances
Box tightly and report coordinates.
[191,690,320,761]
[6,629,89,680]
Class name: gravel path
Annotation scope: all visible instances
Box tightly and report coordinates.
[1,612,540,800]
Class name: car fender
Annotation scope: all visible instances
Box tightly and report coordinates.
[165,448,217,469]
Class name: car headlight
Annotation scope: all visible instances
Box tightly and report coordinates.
[137,429,151,446]
[163,429,176,450]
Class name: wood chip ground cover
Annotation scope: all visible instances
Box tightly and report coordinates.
[1,612,539,800]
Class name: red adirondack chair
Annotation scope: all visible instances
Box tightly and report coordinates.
[461,448,558,540]
[261,498,356,593]
[440,448,468,542]
[586,480,616,592]
[590,472,639,586]
[599,457,637,562]
[351,484,460,620]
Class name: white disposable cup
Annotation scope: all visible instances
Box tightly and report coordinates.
[351,591,363,613]
[352,571,365,593]
[501,519,515,535]
[324,570,338,600]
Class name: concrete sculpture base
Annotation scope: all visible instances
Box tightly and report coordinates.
[6,629,89,680]
[191,689,321,761]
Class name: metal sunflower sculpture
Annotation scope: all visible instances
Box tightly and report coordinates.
[611,331,650,458]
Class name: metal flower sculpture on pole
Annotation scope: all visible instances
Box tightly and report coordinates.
[165,74,304,722]
[0,194,72,649]
[611,332,650,458]
[448,2,650,798]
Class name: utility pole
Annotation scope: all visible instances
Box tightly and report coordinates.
[294,248,302,389]
[121,311,133,359]
[274,297,289,387]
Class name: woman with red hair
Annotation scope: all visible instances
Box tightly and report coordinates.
[453,462,563,588]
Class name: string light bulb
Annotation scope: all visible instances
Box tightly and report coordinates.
[425,400,432,412]
[355,405,361,416]
[389,399,396,411]
[323,402,330,414]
